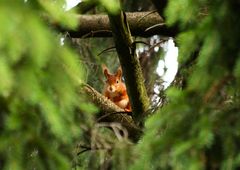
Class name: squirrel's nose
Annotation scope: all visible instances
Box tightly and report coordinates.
[109,85,115,92]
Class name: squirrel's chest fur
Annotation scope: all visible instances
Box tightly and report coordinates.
[104,87,129,109]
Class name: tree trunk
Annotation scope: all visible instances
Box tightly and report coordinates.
[108,11,150,125]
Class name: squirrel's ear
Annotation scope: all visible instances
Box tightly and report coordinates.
[102,64,110,78]
[115,67,122,79]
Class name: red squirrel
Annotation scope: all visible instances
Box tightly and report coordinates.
[102,65,131,112]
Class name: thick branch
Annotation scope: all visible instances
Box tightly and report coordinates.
[108,11,150,125]
[60,12,177,38]
[82,84,142,142]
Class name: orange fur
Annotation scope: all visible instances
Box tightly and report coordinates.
[102,65,131,112]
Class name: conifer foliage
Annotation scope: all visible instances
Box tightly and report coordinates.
[131,0,240,169]
[0,1,91,169]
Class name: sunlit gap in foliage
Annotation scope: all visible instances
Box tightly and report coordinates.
[157,38,178,89]
[60,37,65,45]
[155,37,178,107]
[65,0,81,11]
[136,36,178,108]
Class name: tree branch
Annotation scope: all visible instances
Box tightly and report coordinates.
[107,11,150,125]
[58,12,178,38]
[82,84,142,142]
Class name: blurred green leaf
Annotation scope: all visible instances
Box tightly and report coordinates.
[79,103,99,114]
[0,58,14,96]
[39,0,78,28]
[100,0,120,14]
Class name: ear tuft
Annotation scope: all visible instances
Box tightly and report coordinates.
[115,67,122,79]
[102,64,110,78]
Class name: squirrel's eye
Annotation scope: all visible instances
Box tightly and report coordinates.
[116,80,119,83]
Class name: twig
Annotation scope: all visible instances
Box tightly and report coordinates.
[137,10,158,24]
[145,23,165,32]
[97,46,116,56]
[77,144,110,155]
[95,122,129,140]
[82,30,112,38]
[132,41,150,47]
[148,39,167,52]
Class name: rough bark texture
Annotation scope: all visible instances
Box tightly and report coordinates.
[108,11,150,125]
[59,12,177,38]
[82,84,142,142]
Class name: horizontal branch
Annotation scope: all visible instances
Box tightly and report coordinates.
[59,12,177,38]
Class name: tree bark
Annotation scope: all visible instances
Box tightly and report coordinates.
[108,11,150,125]
[59,12,177,38]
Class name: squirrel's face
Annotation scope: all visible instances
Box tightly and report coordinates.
[105,75,121,93]
[103,66,123,94]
